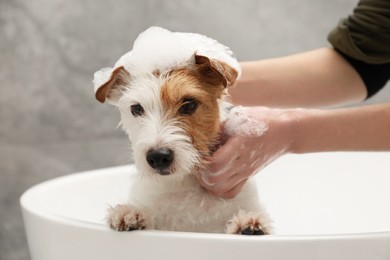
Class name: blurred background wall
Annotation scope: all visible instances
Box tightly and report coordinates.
[1,0,389,259]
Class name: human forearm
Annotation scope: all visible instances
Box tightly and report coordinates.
[229,48,367,108]
[199,104,390,198]
[290,103,390,153]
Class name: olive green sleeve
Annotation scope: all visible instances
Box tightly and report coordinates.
[328,0,390,64]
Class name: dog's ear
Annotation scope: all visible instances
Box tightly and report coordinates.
[194,54,238,88]
[93,66,131,105]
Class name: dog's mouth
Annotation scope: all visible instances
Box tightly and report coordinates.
[155,170,172,176]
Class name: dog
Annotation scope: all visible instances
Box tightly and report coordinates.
[93,27,271,235]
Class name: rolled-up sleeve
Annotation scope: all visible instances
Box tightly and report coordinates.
[328,0,390,98]
[328,0,390,64]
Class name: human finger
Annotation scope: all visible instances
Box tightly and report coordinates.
[206,135,242,173]
[207,179,248,199]
[205,166,252,195]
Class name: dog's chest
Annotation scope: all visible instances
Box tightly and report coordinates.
[130,176,226,213]
[128,176,247,232]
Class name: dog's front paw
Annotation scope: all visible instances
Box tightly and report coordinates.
[106,204,151,232]
[226,210,270,235]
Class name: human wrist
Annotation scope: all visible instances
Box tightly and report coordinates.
[279,108,309,154]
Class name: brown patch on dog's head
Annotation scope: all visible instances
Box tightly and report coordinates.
[95,66,131,103]
[194,53,238,88]
[160,57,238,158]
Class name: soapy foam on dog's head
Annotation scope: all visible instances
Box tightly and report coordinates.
[93,27,242,93]
[225,106,268,137]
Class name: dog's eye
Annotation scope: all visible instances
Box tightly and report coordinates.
[130,104,144,116]
[179,98,198,115]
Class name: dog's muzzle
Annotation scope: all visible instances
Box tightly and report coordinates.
[146,148,173,174]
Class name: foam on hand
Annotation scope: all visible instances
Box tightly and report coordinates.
[225,106,268,137]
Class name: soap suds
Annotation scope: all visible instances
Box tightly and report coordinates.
[225,106,268,137]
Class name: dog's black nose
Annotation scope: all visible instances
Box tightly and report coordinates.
[146,148,173,170]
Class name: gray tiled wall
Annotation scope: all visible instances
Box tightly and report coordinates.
[1,0,388,259]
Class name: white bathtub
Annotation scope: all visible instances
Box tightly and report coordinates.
[21,152,390,260]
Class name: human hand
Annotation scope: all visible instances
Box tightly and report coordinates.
[198,106,297,199]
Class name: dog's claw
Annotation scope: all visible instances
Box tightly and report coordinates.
[106,204,150,232]
[127,226,146,231]
[253,229,265,235]
[226,210,270,235]
[241,227,265,235]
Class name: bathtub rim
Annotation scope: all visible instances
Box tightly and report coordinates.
[20,164,390,242]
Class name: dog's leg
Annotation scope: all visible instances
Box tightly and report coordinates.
[226,209,269,235]
[106,204,152,231]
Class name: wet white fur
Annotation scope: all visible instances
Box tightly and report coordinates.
[118,74,199,178]
[128,172,265,233]
[94,27,270,233]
